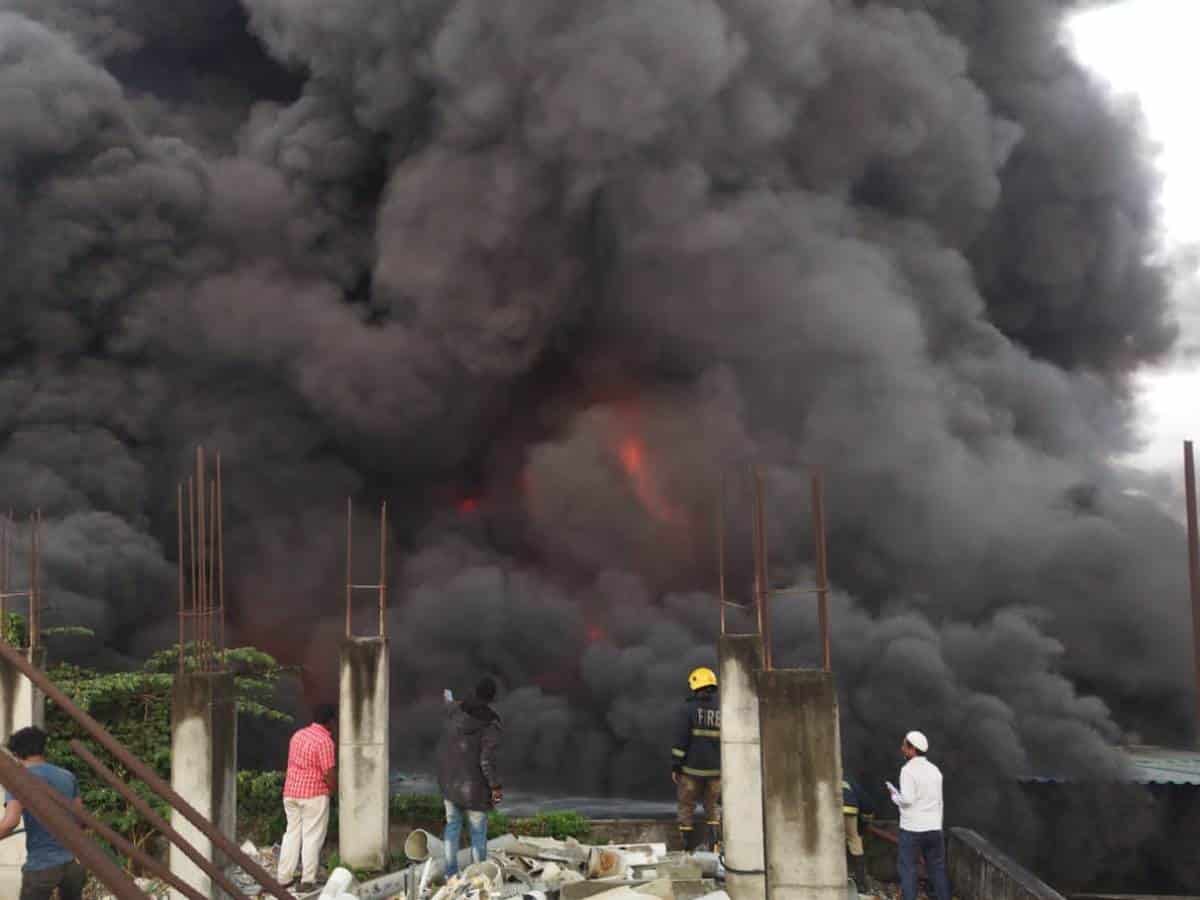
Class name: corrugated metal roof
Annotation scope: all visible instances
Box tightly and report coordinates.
[1123,746,1200,785]
[1019,746,1200,785]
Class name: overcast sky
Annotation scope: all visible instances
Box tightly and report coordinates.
[1067,0,1200,479]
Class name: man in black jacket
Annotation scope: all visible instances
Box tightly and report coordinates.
[671,667,721,852]
[437,678,502,878]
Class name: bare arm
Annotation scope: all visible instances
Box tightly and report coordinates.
[0,799,23,839]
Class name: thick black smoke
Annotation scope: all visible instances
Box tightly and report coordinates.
[0,0,1192,888]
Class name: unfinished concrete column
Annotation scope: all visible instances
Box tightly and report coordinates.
[170,671,236,900]
[0,648,45,897]
[720,635,766,900]
[339,636,390,871]
[757,669,846,900]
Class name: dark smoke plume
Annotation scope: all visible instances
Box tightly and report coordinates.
[0,0,1191,888]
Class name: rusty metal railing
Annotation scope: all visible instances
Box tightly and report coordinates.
[0,639,291,899]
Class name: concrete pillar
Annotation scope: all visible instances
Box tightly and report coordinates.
[756,669,846,900]
[339,637,390,871]
[0,648,45,897]
[720,635,767,900]
[170,672,237,900]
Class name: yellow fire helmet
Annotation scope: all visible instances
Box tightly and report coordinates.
[688,667,718,690]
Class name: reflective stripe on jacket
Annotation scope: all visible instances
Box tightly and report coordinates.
[843,779,859,815]
[843,778,875,820]
[672,688,721,777]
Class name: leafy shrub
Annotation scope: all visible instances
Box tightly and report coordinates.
[238,770,287,845]
[40,644,293,868]
[489,810,591,841]
[390,794,591,842]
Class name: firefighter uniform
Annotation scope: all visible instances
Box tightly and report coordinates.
[672,668,721,851]
[843,778,873,889]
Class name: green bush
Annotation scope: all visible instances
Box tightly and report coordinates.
[41,644,294,869]
[390,794,591,842]
[238,770,287,845]
[390,793,446,822]
[489,810,591,841]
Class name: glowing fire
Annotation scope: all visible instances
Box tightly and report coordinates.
[586,623,607,644]
[616,435,686,525]
[457,497,480,515]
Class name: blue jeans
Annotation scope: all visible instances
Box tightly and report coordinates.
[898,829,951,900]
[443,800,489,877]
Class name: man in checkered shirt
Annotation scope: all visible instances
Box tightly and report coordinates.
[277,704,338,891]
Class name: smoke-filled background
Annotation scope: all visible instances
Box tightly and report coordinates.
[1,0,1195,888]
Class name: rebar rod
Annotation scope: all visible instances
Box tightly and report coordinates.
[753,466,772,669]
[196,449,207,671]
[717,482,727,636]
[28,511,40,651]
[1185,441,1200,746]
[217,450,225,665]
[379,501,388,637]
[346,497,353,638]
[0,513,8,631]
[178,484,185,674]
[189,476,197,670]
[811,469,831,672]
[208,478,218,671]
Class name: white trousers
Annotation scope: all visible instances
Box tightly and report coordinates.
[277,795,331,885]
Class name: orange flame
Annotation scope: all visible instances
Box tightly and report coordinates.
[617,435,686,525]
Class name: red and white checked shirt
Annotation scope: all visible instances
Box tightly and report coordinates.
[283,723,336,799]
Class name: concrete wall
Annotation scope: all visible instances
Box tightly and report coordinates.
[720,635,766,900]
[756,668,846,900]
[170,672,237,900]
[340,637,390,871]
[948,828,1066,900]
[0,648,45,897]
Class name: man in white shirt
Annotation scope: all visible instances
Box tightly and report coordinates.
[888,731,951,900]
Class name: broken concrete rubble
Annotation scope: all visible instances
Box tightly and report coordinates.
[324,833,730,900]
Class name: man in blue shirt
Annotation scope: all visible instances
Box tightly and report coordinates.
[0,726,87,900]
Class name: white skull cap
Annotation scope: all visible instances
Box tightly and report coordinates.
[905,731,929,753]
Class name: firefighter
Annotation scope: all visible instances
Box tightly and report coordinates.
[843,777,874,891]
[672,667,721,852]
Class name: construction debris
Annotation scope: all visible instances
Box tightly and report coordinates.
[337,833,726,900]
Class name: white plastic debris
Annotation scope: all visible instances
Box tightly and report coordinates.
[462,859,504,892]
[320,867,355,898]
[690,852,724,878]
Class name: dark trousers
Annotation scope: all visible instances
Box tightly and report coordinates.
[898,829,951,900]
[20,861,86,900]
